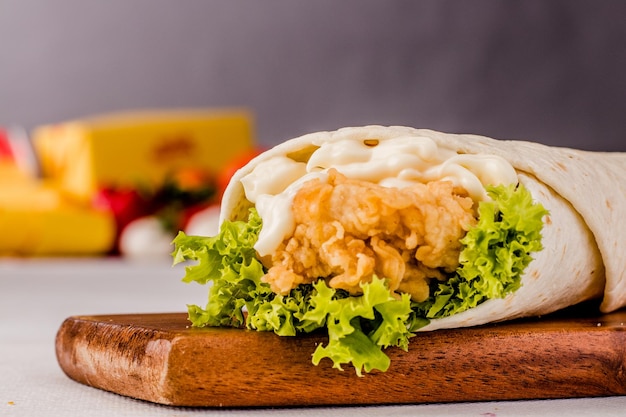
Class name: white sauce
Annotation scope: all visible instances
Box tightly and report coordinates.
[240,135,518,257]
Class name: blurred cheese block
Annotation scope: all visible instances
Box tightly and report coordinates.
[31,108,254,202]
[0,164,115,256]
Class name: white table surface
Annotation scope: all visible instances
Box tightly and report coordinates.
[2,257,626,417]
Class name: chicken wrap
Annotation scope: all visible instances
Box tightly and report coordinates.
[172,126,625,374]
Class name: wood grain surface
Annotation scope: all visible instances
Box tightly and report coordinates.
[55,305,626,407]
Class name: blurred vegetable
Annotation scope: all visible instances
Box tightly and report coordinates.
[93,187,152,233]
[93,149,263,255]
[119,216,175,258]
[93,167,218,253]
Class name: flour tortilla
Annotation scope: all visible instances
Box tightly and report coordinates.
[220,126,625,330]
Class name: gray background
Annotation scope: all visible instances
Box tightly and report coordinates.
[1,0,624,151]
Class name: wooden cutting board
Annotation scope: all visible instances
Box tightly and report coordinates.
[55,304,626,408]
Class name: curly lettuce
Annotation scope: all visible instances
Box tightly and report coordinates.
[172,183,547,375]
[411,183,549,320]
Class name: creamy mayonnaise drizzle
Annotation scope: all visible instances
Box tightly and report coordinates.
[240,135,518,257]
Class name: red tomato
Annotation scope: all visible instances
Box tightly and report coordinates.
[216,148,263,198]
[92,187,152,231]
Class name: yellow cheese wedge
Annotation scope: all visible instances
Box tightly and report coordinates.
[0,205,116,256]
[32,108,255,202]
[0,169,116,256]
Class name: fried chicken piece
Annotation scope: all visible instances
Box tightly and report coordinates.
[262,169,477,301]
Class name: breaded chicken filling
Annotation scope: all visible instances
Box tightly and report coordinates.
[261,169,477,302]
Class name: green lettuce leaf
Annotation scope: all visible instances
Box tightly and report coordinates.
[412,183,548,320]
[171,208,266,328]
[301,277,413,376]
